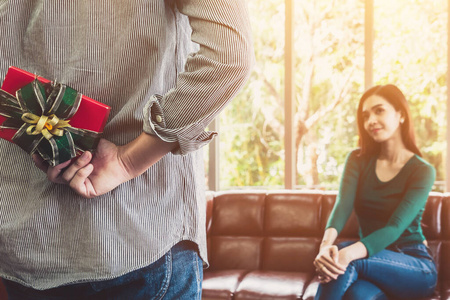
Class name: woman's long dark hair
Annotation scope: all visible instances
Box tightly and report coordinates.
[356,84,421,157]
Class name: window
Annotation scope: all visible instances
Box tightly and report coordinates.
[373,0,447,191]
[207,0,448,192]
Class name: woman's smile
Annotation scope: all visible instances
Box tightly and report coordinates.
[362,95,402,143]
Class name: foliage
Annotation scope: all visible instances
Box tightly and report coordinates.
[374,0,447,190]
[219,0,285,189]
[217,0,447,191]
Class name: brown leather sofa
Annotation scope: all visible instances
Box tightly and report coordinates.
[202,190,450,300]
[0,283,5,300]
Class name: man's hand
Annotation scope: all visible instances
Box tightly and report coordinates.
[70,139,134,198]
[33,133,178,198]
[33,139,132,198]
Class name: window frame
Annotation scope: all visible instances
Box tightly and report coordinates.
[208,0,450,192]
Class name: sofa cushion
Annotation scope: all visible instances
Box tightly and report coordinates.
[441,242,450,299]
[209,236,264,271]
[211,193,265,236]
[426,240,443,300]
[443,197,450,239]
[422,193,443,239]
[202,270,250,300]
[302,277,320,300]
[265,192,322,237]
[262,237,319,273]
[234,270,309,300]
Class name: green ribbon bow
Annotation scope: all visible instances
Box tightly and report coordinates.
[0,79,102,166]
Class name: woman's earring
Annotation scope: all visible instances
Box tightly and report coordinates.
[400,118,405,124]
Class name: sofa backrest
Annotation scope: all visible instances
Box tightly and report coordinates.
[206,190,450,276]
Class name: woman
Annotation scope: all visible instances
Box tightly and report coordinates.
[314,84,437,300]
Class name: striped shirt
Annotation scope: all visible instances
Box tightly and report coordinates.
[0,0,253,289]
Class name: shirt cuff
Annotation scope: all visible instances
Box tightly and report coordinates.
[143,94,217,155]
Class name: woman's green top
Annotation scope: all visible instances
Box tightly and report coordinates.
[326,149,436,257]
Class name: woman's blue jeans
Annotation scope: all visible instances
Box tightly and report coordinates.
[2,240,203,300]
[315,242,437,300]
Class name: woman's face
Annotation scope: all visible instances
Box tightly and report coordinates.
[361,95,403,144]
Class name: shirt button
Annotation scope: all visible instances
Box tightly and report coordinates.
[156,115,163,123]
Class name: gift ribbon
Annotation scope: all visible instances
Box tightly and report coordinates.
[22,113,71,140]
[0,79,102,166]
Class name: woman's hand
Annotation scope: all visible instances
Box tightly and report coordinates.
[337,242,368,268]
[314,245,346,283]
[337,247,353,268]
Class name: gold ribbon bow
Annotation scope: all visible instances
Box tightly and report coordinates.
[21,113,71,140]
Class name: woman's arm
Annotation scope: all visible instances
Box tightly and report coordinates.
[325,150,361,235]
[315,229,368,283]
[314,228,346,281]
[314,150,362,282]
[335,162,434,270]
[359,163,435,256]
[338,241,368,266]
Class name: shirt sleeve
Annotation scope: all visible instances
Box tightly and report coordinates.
[143,0,254,155]
[326,150,361,234]
[360,163,436,257]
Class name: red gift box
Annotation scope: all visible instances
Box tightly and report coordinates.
[0,66,110,142]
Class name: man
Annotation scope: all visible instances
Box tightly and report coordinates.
[0,1,253,299]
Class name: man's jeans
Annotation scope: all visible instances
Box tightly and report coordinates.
[3,240,203,300]
[315,242,437,300]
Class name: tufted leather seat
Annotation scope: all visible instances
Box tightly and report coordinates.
[202,190,450,300]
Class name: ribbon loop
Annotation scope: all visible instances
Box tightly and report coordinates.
[21,112,71,140]
[0,79,102,166]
